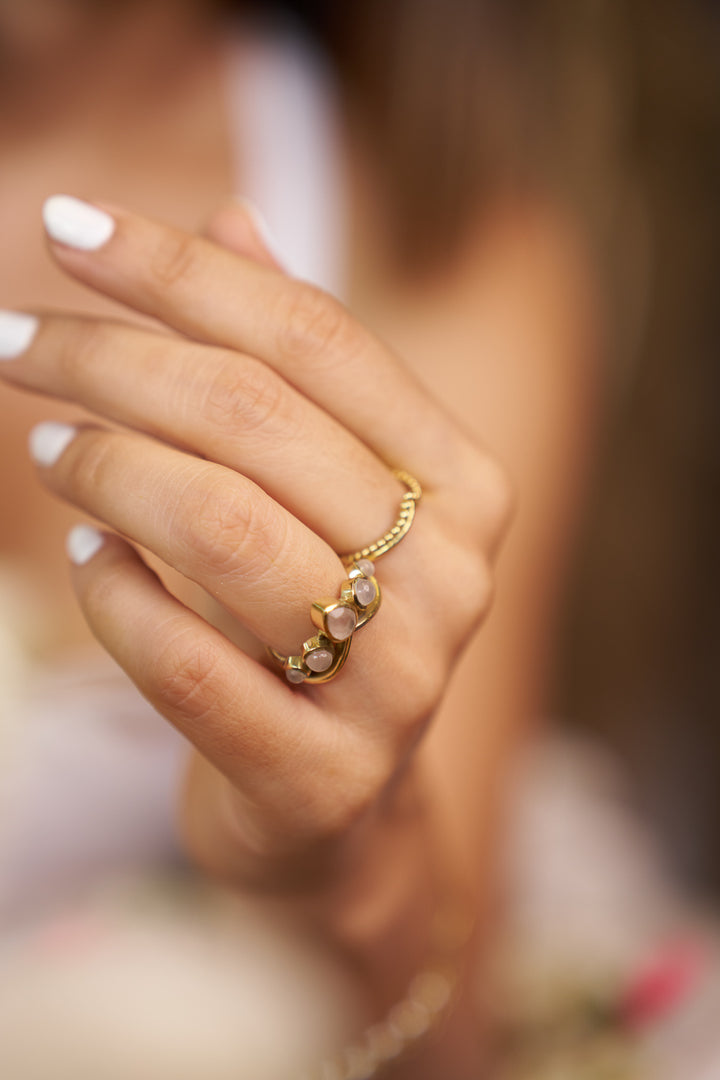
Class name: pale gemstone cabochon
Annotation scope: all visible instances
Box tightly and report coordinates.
[305,648,334,673]
[326,605,357,641]
[353,578,377,607]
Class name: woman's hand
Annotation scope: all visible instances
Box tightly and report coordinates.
[0,196,510,900]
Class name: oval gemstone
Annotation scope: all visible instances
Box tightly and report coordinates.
[353,577,377,607]
[305,647,333,673]
[326,605,357,641]
[356,558,375,578]
[285,667,306,684]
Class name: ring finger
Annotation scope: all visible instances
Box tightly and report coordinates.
[29,421,403,663]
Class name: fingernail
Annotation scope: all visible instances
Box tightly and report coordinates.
[237,198,286,267]
[66,524,104,566]
[29,421,77,466]
[0,311,38,359]
[42,195,115,251]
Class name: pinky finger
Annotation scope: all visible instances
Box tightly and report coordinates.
[65,525,305,790]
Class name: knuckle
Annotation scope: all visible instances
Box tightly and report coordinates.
[457,448,515,550]
[369,617,448,725]
[202,356,289,438]
[81,557,126,624]
[233,498,289,582]
[185,478,249,573]
[442,539,496,632]
[65,430,115,495]
[58,319,109,383]
[185,475,284,581]
[315,790,374,839]
[153,629,224,722]
[302,749,391,839]
[394,651,447,723]
[276,282,358,367]
[461,552,496,625]
[481,457,515,545]
[150,230,200,290]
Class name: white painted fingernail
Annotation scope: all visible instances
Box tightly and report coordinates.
[42,195,115,251]
[29,421,77,466]
[237,197,287,267]
[0,311,38,359]
[66,524,105,566]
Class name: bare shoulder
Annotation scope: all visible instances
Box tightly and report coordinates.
[352,198,604,482]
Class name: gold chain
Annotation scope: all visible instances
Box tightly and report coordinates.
[300,900,474,1080]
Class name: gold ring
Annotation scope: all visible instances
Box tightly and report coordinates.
[269,470,422,685]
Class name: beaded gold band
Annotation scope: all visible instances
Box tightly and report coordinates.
[340,469,422,567]
[269,470,422,686]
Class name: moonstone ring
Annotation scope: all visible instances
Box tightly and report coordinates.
[268,470,422,685]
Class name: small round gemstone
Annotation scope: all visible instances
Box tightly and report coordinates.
[326,605,357,641]
[305,647,334,673]
[285,667,306,684]
[356,558,375,577]
[353,577,377,607]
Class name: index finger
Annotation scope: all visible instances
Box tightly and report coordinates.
[42,195,471,485]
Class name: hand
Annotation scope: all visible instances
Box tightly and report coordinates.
[0,197,510,895]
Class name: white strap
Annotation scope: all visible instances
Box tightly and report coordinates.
[223,24,347,299]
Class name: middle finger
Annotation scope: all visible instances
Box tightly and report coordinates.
[1,313,401,552]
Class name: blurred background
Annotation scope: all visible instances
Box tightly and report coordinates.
[276,0,720,902]
[549,0,720,902]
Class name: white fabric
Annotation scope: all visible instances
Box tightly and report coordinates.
[223,22,347,297]
[0,653,186,920]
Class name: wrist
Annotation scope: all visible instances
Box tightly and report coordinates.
[181,754,464,1008]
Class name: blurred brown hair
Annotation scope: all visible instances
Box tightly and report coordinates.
[238,0,720,894]
[244,0,636,272]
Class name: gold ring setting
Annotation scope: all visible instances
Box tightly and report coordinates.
[268,557,380,685]
[269,471,422,686]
